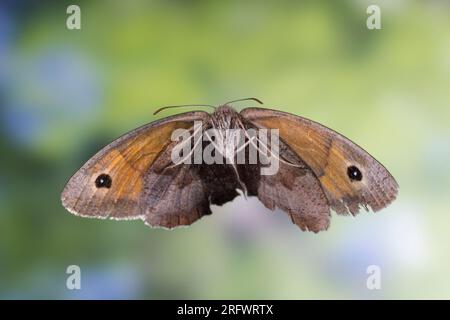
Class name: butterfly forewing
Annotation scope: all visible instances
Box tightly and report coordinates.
[61,111,210,221]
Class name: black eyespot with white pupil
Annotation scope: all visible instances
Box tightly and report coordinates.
[347,165,363,181]
[95,174,112,188]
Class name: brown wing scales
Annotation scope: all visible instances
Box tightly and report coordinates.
[241,107,398,217]
[61,112,209,220]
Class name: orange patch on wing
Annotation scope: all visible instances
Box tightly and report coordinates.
[252,117,359,199]
[255,117,330,174]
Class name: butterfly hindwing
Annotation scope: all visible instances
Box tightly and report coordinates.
[245,136,332,232]
[141,140,243,228]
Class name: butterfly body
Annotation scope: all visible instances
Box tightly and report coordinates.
[210,104,238,129]
[207,105,244,160]
[61,102,398,232]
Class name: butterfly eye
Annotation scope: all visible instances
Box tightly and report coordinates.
[95,174,112,188]
[347,165,363,181]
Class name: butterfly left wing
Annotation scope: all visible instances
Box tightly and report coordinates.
[61,112,210,222]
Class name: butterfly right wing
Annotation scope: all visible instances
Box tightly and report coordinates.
[241,107,398,216]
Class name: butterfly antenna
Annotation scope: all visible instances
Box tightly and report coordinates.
[223,97,264,106]
[153,104,216,115]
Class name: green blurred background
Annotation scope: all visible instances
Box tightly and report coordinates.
[1,0,449,299]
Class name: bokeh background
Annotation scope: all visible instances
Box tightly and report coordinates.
[1,0,449,299]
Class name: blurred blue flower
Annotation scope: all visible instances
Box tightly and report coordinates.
[2,47,103,147]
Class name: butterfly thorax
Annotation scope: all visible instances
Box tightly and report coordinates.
[209,105,245,160]
[210,104,241,130]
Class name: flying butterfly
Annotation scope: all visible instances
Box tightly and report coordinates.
[61,98,398,232]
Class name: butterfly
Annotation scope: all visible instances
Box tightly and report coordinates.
[61,98,398,232]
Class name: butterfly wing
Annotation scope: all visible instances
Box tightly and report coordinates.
[61,111,211,223]
[243,138,332,232]
[142,152,244,228]
[241,107,398,219]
